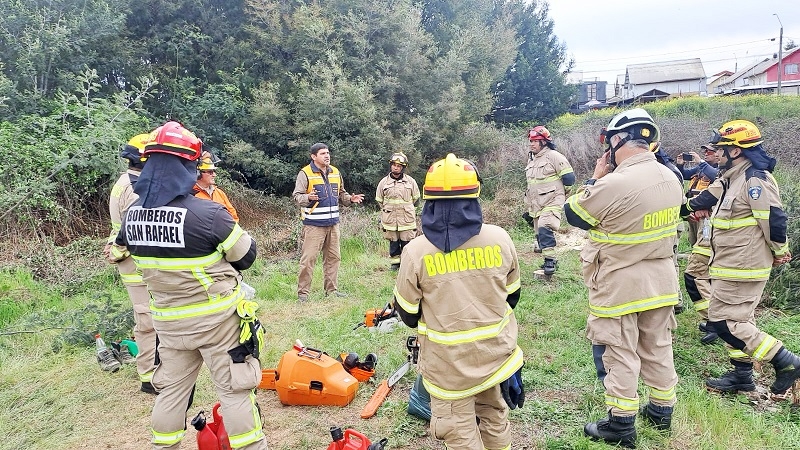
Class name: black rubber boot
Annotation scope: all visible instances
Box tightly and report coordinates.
[698,322,719,345]
[640,403,672,431]
[542,257,557,276]
[706,362,756,393]
[584,413,636,448]
[770,347,800,394]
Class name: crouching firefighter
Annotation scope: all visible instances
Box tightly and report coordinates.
[393,153,524,450]
[565,108,683,448]
[116,121,267,450]
[684,120,797,396]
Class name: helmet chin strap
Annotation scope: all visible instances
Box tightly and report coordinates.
[719,147,742,171]
[608,134,631,171]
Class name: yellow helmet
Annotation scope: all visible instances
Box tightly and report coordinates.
[197,151,219,171]
[423,153,481,200]
[119,133,152,163]
[711,119,763,149]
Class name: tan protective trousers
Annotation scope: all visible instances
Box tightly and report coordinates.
[118,257,157,381]
[708,279,783,363]
[685,252,711,321]
[151,313,266,449]
[429,383,510,450]
[533,211,560,257]
[587,307,678,417]
[297,224,340,296]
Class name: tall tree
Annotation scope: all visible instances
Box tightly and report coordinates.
[490,0,575,125]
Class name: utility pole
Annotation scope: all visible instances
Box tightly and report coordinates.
[774,14,783,95]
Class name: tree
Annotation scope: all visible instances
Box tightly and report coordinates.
[490,0,575,125]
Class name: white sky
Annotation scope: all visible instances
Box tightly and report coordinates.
[546,0,800,83]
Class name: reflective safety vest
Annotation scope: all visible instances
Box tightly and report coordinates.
[301,164,341,227]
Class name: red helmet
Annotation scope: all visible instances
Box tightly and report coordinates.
[528,126,552,142]
[143,121,203,161]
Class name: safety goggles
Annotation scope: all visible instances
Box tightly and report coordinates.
[200,170,216,175]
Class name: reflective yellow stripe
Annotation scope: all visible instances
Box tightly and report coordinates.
[694,299,709,311]
[139,371,153,382]
[709,266,771,280]
[152,428,185,446]
[752,335,778,361]
[421,307,514,346]
[534,206,562,217]
[691,245,711,257]
[752,209,769,220]
[527,175,559,185]
[227,391,265,448]
[218,224,245,253]
[774,242,790,256]
[557,167,574,177]
[566,193,599,226]
[422,346,523,401]
[150,286,243,321]
[382,223,417,231]
[588,223,677,245]
[711,216,757,229]
[605,394,639,411]
[389,256,401,264]
[506,277,520,294]
[394,286,418,314]
[111,245,130,259]
[589,293,679,318]
[648,386,676,402]
[382,199,413,205]
[133,251,224,270]
[120,272,144,284]
[728,349,749,360]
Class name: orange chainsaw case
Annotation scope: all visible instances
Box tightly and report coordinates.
[272,345,359,407]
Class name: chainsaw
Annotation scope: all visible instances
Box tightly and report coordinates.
[353,303,400,331]
[360,335,419,419]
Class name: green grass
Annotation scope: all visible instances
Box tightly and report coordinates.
[2,215,800,449]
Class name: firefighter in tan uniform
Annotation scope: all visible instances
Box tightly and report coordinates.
[682,179,722,345]
[682,120,798,396]
[676,144,720,246]
[103,133,158,394]
[523,126,575,275]
[564,109,683,448]
[394,153,524,450]
[116,122,267,450]
[292,143,364,302]
[375,152,420,270]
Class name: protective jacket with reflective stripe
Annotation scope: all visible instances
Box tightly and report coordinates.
[115,195,256,334]
[393,224,523,400]
[564,152,684,317]
[375,173,420,231]
[107,170,141,279]
[708,161,788,281]
[524,148,574,217]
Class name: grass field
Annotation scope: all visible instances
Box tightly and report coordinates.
[1,205,800,450]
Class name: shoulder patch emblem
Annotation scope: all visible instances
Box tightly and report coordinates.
[748,186,762,200]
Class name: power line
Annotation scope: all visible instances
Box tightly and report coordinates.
[574,38,775,64]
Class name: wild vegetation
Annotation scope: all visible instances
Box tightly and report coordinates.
[2,94,800,449]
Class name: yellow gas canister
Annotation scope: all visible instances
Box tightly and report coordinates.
[271,343,359,406]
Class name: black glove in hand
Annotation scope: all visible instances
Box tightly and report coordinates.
[239,318,265,360]
[500,368,525,409]
[522,212,534,226]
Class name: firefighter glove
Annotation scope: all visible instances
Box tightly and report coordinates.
[522,212,534,226]
[236,300,260,321]
[239,318,265,360]
[500,368,525,410]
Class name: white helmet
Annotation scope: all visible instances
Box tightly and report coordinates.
[603,108,660,149]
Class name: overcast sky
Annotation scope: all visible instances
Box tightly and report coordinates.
[546,0,800,83]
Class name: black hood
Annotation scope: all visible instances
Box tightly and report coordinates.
[421,199,483,253]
